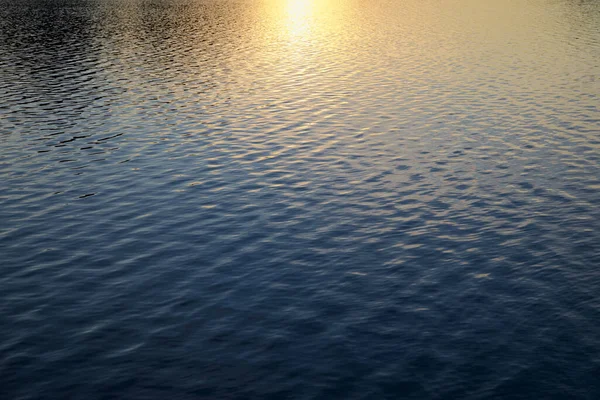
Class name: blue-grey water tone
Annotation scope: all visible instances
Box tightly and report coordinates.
[1,0,599,398]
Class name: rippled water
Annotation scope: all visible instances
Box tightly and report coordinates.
[1,0,599,398]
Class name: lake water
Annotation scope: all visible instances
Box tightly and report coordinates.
[1,0,599,398]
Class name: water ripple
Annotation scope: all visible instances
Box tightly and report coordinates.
[1,0,600,399]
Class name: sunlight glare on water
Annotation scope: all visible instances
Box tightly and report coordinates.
[0,0,599,399]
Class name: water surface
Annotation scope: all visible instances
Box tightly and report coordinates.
[1,0,600,398]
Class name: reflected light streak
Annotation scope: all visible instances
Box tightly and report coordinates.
[285,0,314,37]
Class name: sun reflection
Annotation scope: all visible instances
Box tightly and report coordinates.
[285,0,314,37]
[287,0,312,17]
[258,0,350,52]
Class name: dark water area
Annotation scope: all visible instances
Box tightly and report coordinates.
[1,0,599,398]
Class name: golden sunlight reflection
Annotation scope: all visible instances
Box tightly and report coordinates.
[261,0,351,45]
[287,0,312,18]
[285,0,315,38]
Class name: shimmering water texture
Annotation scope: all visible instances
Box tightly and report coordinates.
[1,0,600,399]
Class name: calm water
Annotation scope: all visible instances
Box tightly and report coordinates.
[1,0,599,398]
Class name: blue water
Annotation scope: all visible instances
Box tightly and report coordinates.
[1,0,599,398]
